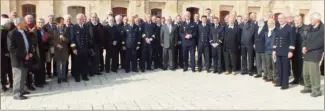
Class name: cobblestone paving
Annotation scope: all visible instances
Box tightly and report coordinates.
[1,69,324,110]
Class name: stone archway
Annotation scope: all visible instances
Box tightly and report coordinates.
[112,7,127,17]
[186,7,199,21]
[220,10,230,22]
[67,6,85,23]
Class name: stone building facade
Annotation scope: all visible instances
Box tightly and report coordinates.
[1,0,324,24]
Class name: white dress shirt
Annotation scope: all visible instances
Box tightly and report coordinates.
[18,29,29,53]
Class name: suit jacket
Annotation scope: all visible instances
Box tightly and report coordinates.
[160,24,178,49]
[240,21,256,47]
[70,24,91,53]
[303,23,324,62]
[87,22,104,47]
[254,25,267,53]
[141,22,157,45]
[179,21,198,46]
[104,24,119,49]
[124,24,141,49]
[116,23,125,46]
[51,25,70,61]
[224,24,241,50]
[7,28,32,67]
[209,24,224,45]
[273,24,296,56]
[42,23,57,50]
[198,23,210,47]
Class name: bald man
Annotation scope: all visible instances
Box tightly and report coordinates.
[272,14,295,90]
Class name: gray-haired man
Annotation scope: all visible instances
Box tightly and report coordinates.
[7,18,32,100]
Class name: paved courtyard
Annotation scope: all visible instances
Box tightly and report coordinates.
[1,69,324,110]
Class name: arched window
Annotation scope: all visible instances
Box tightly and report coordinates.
[112,7,127,17]
[300,14,305,23]
[22,4,36,18]
[151,8,162,17]
[186,7,199,21]
[220,10,230,22]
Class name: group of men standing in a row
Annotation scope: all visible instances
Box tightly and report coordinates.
[1,8,324,100]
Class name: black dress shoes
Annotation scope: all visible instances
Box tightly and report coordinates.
[274,84,281,87]
[290,80,299,85]
[75,78,81,82]
[254,75,262,78]
[62,79,68,82]
[111,70,117,73]
[2,86,8,92]
[96,72,103,75]
[22,91,31,95]
[35,84,44,88]
[82,76,89,81]
[281,87,289,90]
[27,85,36,91]
[183,69,188,72]
[13,95,28,100]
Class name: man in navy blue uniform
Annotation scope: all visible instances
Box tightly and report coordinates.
[70,13,91,82]
[209,16,224,74]
[223,16,241,75]
[197,15,211,72]
[123,16,141,73]
[180,11,197,72]
[140,15,157,72]
[272,14,296,90]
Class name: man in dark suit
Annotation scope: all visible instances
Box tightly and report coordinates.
[42,15,57,78]
[173,15,183,69]
[197,15,211,72]
[115,15,125,70]
[301,12,324,97]
[254,18,267,78]
[160,16,178,70]
[153,16,163,69]
[209,16,224,74]
[123,17,141,73]
[70,14,91,82]
[290,15,309,85]
[1,18,13,92]
[7,18,32,100]
[224,16,241,75]
[87,13,104,76]
[272,14,296,90]
[104,16,119,73]
[139,15,157,72]
[180,11,197,72]
[63,15,74,79]
[239,15,256,75]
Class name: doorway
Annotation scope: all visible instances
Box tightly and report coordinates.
[186,7,199,21]
[67,6,85,24]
